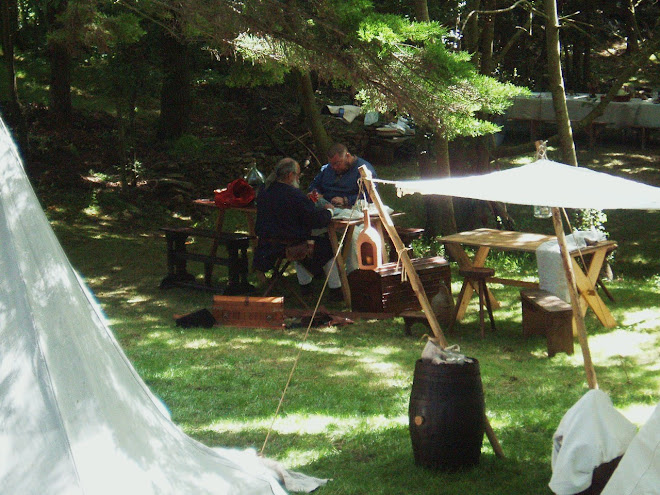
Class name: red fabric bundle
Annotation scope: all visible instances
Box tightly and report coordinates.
[214,178,255,207]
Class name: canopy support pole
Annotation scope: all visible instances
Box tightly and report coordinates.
[551,207,599,389]
[359,166,447,346]
[359,165,505,459]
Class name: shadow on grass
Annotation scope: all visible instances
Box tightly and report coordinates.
[47,143,658,495]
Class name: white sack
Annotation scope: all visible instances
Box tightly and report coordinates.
[549,390,637,495]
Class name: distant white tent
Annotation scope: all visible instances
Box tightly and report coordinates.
[0,119,287,494]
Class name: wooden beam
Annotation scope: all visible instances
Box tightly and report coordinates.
[358,166,448,347]
[551,207,599,389]
[359,166,505,459]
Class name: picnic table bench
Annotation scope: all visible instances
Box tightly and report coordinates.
[159,227,252,294]
[520,288,574,357]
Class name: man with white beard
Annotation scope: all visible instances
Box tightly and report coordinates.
[254,158,342,300]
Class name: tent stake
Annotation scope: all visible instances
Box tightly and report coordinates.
[551,207,599,389]
[359,166,505,459]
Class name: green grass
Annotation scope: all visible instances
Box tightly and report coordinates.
[15,43,658,493]
[45,147,660,495]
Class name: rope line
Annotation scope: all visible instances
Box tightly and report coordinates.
[396,246,411,282]
[260,183,366,456]
[368,178,399,185]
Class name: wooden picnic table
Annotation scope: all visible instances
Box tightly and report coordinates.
[193,199,257,253]
[439,228,618,328]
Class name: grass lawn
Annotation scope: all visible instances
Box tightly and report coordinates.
[48,143,660,495]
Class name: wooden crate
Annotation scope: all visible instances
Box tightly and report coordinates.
[212,295,284,328]
[348,256,451,314]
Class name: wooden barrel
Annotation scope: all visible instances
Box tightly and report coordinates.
[409,358,485,470]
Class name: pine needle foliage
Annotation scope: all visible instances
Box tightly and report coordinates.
[120,0,528,138]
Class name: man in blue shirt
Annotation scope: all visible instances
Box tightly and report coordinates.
[308,143,377,207]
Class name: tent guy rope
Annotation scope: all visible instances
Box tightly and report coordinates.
[260,186,365,455]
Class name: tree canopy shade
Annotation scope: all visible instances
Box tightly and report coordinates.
[117,0,528,140]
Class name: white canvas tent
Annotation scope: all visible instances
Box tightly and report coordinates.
[601,400,660,495]
[0,120,287,494]
[381,159,660,384]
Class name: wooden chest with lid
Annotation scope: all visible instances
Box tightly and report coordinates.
[348,256,451,314]
[212,295,284,328]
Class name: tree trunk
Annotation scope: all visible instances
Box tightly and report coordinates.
[46,0,72,122]
[412,0,457,237]
[622,0,640,54]
[1,0,19,108]
[543,0,577,166]
[463,0,482,57]
[48,41,73,121]
[115,101,129,190]
[0,0,27,152]
[479,0,495,75]
[493,11,531,67]
[418,135,457,238]
[157,29,191,141]
[295,69,332,158]
[412,0,430,22]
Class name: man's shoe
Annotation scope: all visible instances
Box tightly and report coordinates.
[328,287,344,302]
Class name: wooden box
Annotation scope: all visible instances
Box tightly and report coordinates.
[348,256,451,314]
[212,295,284,328]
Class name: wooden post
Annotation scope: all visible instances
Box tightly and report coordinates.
[551,207,599,389]
[359,166,448,347]
[359,166,505,459]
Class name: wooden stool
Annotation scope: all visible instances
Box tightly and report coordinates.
[449,267,496,337]
[400,311,431,336]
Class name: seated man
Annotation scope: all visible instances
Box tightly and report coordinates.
[308,143,377,208]
[309,143,378,273]
[254,158,342,298]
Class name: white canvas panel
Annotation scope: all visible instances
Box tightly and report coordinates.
[394,159,660,210]
[601,402,660,495]
[0,120,287,495]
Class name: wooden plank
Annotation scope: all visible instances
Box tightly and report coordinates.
[551,207,598,389]
[160,226,252,243]
[440,228,555,252]
[520,289,572,313]
[488,277,539,288]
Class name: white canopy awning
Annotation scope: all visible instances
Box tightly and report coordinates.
[394,159,660,210]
